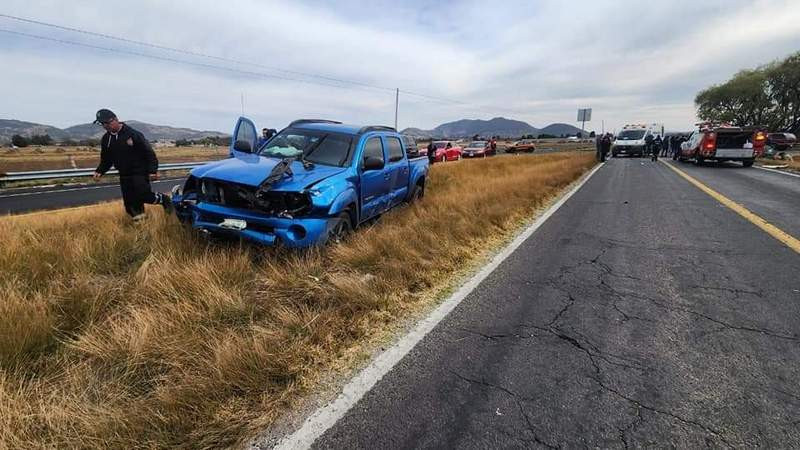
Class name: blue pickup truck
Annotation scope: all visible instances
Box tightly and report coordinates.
[171,117,429,247]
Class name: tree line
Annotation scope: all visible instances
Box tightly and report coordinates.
[695,51,799,133]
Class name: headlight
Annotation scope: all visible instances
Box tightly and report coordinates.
[171,184,182,196]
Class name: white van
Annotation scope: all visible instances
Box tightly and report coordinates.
[612,123,664,157]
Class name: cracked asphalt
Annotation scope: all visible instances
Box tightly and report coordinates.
[313,158,800,449]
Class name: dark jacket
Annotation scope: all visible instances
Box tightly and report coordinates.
[96,123,158,176]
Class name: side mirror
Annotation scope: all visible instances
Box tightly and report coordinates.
[363,156,384,171]
[233,139,252,153]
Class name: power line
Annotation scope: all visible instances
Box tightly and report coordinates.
[0,12,527,117]
[0,28,387,93]
[0,12,395,94]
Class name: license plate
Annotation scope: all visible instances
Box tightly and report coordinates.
[468,152,474,156]
[219,218,247,230]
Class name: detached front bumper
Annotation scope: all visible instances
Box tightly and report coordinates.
[175,200,334,248]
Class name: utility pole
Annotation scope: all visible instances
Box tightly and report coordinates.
[602,120,605,135]
[394,88,399,130]
[240,92,244,115]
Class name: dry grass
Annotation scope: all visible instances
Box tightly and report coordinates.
[0,153,595,448]
[1,146,228,172]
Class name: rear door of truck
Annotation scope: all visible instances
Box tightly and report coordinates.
[382,134,410,208]
[714,129,755,159]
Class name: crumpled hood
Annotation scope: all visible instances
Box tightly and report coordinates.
[190,153,346,190]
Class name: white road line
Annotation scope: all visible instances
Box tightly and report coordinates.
[0,179,180,198]
[268,161,605,450]
[756,166,800,179]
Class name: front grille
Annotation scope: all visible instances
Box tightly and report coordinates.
[197,178,311,216]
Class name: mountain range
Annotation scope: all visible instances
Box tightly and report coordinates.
[0,119,228,143]
[401,117,590,139]
[1,116,591,144]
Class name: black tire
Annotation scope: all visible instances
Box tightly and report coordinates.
[328,211,352,245]
[693,152,703,166]
[407,183,424,204]
[742,160,754,168]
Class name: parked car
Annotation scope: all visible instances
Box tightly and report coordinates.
[678,124,766,167]
[462,140,494,158]
[431,140,463,162]
[506,139,536,153]
[171,117,429,247]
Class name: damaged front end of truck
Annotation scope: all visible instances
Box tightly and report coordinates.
[172,153,352,248]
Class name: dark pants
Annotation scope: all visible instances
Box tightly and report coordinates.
[119,175,158,217]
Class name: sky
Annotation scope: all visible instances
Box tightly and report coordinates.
[1,0,799,134]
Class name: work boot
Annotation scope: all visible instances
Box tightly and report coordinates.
[132,213,147,224]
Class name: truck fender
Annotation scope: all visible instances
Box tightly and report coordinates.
[329,188,359,224]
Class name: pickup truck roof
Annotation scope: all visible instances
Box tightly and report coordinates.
[291,119,396,136]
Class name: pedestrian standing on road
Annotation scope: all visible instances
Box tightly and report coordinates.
[599,133,611,162]
[645,133,654,158]
[427,141,436,165]
[651,135,661,161]
[92,109,172,222]
[661,135,670,157]
[490,137,497,155]
[595,134,602,161]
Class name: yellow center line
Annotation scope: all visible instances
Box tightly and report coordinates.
[661,160,800,255]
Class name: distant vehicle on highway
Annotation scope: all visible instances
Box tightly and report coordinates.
[462,141,494,158]
[431,141,463,162]
[171,117,429,247]
[611,123,664,157]
[678,123,766,167]
[506,139,536,153]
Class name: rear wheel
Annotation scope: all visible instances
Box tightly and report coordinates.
[441,154,447,163]
[694,152,704,166]
[407,183,424,203]
[742,160,754,168]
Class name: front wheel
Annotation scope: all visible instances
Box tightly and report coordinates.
[441,155,447,163]
[328,211,352,245]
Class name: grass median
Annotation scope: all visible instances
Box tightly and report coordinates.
[0,152,595,448]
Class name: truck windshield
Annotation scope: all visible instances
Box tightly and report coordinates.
[618,130,646,140]
[259,128,354,167]
[469,141,486,147]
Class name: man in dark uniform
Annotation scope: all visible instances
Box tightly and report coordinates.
[599,133,611,162]
[427,141,436,165]
[92,109,171,222]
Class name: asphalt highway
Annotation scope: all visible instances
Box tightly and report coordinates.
[312,157,800,448]
[0,177,183,215]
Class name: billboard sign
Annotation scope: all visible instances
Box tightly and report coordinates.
[577,108,592,122]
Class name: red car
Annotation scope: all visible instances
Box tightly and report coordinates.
[461,140,495,158]
[431,141,463,162]
[678,124,766,167]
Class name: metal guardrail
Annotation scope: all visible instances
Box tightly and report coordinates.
[0,161,215,183]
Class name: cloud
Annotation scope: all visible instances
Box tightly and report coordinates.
[0,0,798,133]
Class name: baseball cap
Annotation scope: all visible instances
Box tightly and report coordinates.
[94,108,117,124]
